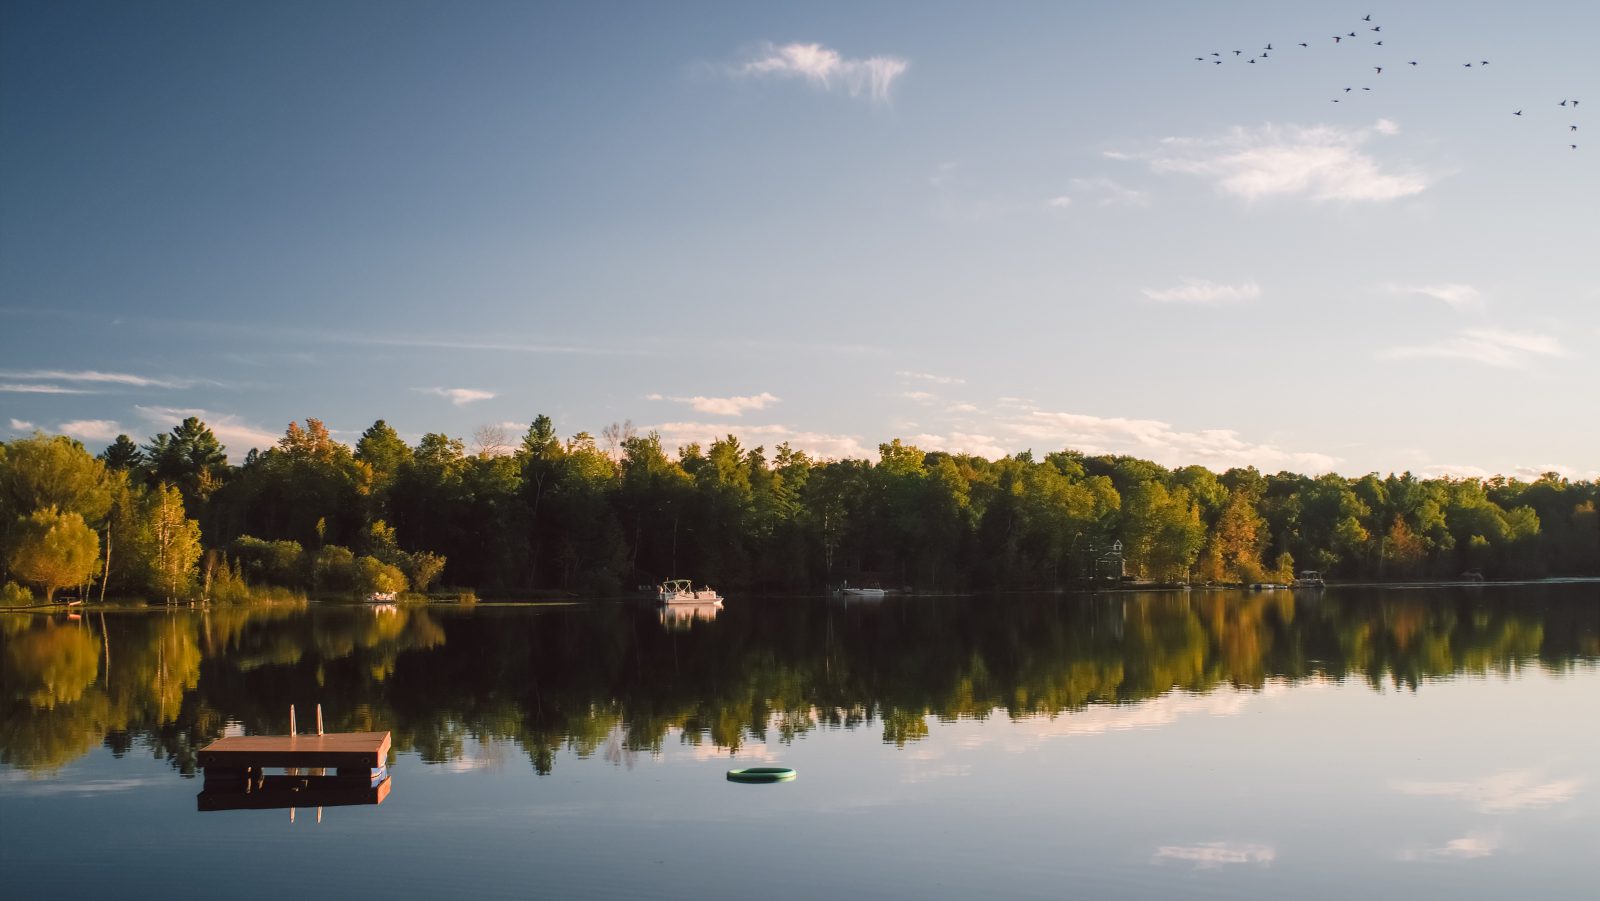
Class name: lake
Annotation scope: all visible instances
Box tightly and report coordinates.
[2,584,1597,900]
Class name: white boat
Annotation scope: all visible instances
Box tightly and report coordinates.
[831,581,886,599]
[1290,571,1326,590]
[366,591,397,603]
[657,579,723,605]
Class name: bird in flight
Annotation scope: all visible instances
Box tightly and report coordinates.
[1233,49,1244,55]
[1345,87,1353,92]
[1572,125,1579,131]
[1372,26,1381,32]
[1265,43,1273,50]
[1375,67,1383,74]
[1375,40,1383,46]
[1560,99,1569,106]
[1481,61,1490,66]
[1333,35,1343,43]
[1514,110,1523,116]
[1363,14,1372,21]
[1409,61,1418,66]
[1464,62,1473,67]
[1298,42,1308,47]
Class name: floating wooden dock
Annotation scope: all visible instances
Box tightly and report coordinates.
[198,731,391,772]
[196,709,392,812]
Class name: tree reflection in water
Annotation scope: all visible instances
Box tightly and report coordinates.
[1,584,1594,775]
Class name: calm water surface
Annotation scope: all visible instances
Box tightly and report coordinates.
[2,585,1597,900]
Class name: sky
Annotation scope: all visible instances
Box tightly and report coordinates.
[2,0,1597,479]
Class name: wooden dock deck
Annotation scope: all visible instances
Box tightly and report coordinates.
[198,731,391,771]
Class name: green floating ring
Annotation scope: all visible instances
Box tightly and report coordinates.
[726,766,796,783]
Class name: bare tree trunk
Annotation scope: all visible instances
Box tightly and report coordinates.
[100,527,112,604]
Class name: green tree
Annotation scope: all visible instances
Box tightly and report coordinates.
[356,555,408,594]
[8,509,100,602]
[133,485,203,601]
[99,435,144,471]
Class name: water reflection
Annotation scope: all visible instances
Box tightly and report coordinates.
[1,584,1595,776]
[658,602,722,629]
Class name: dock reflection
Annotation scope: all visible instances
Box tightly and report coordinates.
[198,771,392,812]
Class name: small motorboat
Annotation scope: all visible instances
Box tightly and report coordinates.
[658,579,722,605]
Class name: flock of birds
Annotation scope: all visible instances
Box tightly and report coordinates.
[1192,12,1582,150]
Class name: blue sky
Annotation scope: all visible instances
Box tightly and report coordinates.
[3,1,1596,478]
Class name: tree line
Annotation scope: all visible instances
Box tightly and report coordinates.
[2,415,1596,601]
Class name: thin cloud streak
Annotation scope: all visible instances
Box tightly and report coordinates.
[1381,328,1566,368]
[648,392,781,417]
[0,383,91,394]
[1383,282,1484,310]
[0,369,193,389]
[1122,120,1432,202]
[1153,842,1276,868]
[416,387,496,406]
[1142,278,1261,304]
[734,42,908,103]
[896,370,966,385]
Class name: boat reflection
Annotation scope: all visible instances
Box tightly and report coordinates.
[658,602,721,629]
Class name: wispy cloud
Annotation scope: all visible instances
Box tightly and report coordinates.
[1153,842,1276,868]
[1391,771,1583,813]
[56,419,121,442]
[1141,278,1261,304]
[1052,176,1150,208]
[733,42,908,103]
[1380,328,1566,368]
[647,392,780,417]
[1397,832,1501,862]
[1014,410,1341,472]
[0,383,90,394]
[645,421,868,460]
[9,418,35,431]
[0,369,192,389]
[1384,282,1484,310]
[901,391,938,404]
[134,406,281,454]
[416,387,496,406]
[896,370,966,385]
[1120,120,1432,202]
[907,432,1010,459]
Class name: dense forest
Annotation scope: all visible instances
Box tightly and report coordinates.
[1,416,1596,601]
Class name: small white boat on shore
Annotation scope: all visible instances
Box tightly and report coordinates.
[1290,571,1326,590]
[658,579,723,605]
[831,581,886,599]
[366,591,397,603]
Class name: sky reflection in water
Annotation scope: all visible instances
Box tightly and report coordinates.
[1,584,1596,900]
